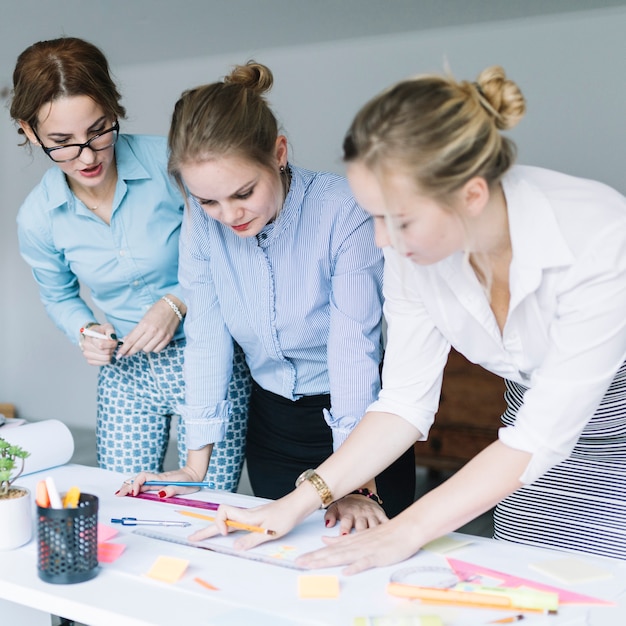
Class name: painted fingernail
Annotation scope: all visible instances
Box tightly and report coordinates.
[114,490,120,495]
[325,519,331,527]
[158,490,167,498]
[341,531,348,536]
[110,333,118,340]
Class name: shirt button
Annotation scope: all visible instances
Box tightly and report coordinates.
[133,280,140,287]
[119,250,126,256]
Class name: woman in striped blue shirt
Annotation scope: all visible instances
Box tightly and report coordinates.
[120,61,416,522]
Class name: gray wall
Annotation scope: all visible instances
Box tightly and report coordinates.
[1,7,624,428]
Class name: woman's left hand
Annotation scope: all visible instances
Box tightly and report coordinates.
[297,513,419,575]
[323,493,388,535]
[117,298,181,357]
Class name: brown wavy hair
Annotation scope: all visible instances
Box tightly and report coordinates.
[10,37,126,143]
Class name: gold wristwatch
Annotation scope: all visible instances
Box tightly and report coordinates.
[295,469,333,508]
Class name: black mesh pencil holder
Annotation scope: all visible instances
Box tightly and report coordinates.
[37,493,99,584]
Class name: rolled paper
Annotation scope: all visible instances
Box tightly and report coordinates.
[1,419,74,475]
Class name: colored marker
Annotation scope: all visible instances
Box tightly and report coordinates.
[63,486,81,508]
[36,480,50,508]
[80,327,123,344]
[45,476,63,509]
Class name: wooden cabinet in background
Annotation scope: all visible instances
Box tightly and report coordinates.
[414,349,506,472]
[0,403,16,418]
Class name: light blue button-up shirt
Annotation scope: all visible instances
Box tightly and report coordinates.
[17,135,185,343]
[179,165,384,450]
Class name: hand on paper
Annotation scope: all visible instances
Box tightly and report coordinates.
[323,493,388,534]
[116,298,181,357]
[296,513,422,575]
[80,323,120,366]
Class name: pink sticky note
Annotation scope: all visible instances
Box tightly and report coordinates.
[98,542,126,563]
[97,523,119,543]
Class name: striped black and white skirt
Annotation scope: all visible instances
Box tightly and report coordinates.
[494,360,626,560]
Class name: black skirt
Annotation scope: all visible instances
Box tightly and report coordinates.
[245,381,415,517]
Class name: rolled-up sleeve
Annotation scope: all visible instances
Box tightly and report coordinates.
[177,206,235,449]
[500,225,626,483]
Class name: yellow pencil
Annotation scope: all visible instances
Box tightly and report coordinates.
[176,509,276,535]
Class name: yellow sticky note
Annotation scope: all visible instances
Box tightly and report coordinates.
[529,557,613,585]
[422,536,473,554]
[298,574,340,598]
[146,556,189,584]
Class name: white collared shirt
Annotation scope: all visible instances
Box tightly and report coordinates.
[369,165,626,483]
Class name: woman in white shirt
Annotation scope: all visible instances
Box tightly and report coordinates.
[197,65,626,571]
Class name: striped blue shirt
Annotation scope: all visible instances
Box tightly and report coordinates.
[179,165,384,450]
[17,135,185,343]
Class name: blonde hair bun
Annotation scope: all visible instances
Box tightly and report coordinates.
[474,65,526,131]
[224,60,274,96]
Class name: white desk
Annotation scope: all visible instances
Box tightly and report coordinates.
[1,464,625,626]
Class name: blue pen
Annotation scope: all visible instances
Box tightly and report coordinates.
[142,480,216,489]
[111,517,191,527]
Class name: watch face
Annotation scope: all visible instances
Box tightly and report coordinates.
[295,469,312,487]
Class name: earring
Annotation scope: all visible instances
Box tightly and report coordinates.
[279,165,286,174]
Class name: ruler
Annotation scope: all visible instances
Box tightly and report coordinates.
[134,492,220,510]
[133,528,306,570]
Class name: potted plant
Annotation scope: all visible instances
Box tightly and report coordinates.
[0,436,32,550]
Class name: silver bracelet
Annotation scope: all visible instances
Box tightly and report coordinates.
[161,296,184,323]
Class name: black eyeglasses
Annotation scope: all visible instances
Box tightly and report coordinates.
[33,121,120,163]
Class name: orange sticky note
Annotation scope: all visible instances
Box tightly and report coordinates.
[146,556,189,584]
[297,575,340,598]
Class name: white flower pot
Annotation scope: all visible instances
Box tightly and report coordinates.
[0,486,33,550]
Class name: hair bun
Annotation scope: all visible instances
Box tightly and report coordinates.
[475,65,526,131]
[224,60,273,95]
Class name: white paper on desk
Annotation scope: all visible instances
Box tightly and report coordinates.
[0,419,74,475]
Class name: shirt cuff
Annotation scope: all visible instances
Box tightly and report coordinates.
[323,408,359,452]
[366,397,434,441]
[177,401,230,450]
[498,426,567,484]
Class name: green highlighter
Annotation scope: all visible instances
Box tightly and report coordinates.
[455,583,559,612]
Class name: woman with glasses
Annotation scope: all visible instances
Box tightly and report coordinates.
[11,37,251,488]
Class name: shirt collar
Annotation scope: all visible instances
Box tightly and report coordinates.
[504,166,574,272]
[256,164,308,246]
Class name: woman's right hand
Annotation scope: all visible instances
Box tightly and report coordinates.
[79,323,120,366]
[189,491,312,551]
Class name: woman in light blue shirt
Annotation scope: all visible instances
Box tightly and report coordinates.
[121,61,416,521]
[11,37,250,487]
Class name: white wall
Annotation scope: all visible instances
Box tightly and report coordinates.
[1,7,624,428]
